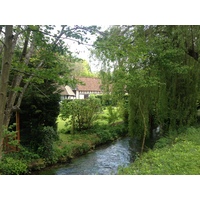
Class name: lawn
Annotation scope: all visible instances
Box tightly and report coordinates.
[57,106,123,132]
[57,115,68,131]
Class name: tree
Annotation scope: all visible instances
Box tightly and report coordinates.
[0,26,14,159]
[70,60,95,78]
[60,97,101,133]
[92,25,200,153]
[19,80,60,160]
[0,25,100,160]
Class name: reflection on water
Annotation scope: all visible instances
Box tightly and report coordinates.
[34,137,138,175]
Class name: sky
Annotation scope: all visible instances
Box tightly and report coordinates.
[2,1,199,71]
[66,25,109,72]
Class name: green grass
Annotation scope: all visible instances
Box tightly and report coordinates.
[57,106,123,132]
[118,126,200,175]
[50,106,126,166]
[1,106,125,175]
[57,116,70,131]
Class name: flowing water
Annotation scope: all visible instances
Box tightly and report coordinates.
[33,137,140,175]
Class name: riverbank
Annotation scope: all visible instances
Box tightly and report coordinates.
[118,126,200,175]
[32,137,133,175]
[0,123,127,175]
[30,123,127,172]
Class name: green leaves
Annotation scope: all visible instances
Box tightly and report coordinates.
[118,127,200,175]
[28,25,40,31]
[92,25,200,141]
[60,97,101,132]
[0,157,28,175]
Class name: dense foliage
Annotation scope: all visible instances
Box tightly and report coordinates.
[60,97,101,133]
[0,25,100,159]
[70,60,95,78]
[17,80,60,161]
[0,157,28,175]
[92,25,200,152]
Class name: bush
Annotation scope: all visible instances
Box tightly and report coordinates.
[0,157,28,175]
[107,106,119,124]
[36,126,59,163]
[95,123,127,143]
[3,146,40,163]
[153,136,174,149]
[60,97,101,133]
[19,81,60,148]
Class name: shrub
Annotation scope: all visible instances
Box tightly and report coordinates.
[60,97,101,133]
[153,136,174,149]
[36,126,59,163]
[107,106,119,124]
[3,146,40,163]
[95,124,126,143]
[19,81,60,148]
[0,157,28,175]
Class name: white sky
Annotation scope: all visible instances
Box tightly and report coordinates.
[2,1,199,71]
[66,25,109,72]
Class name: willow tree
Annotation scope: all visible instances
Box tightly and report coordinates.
[145,25,200,132]
[92,25,200,152]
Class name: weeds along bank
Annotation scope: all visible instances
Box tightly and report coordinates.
[2,122,200,175]
[0,123,127,175]
[118,126,200,175]
[0,97,127,175]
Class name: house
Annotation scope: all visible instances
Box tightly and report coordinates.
[59,85,75,100]
[74,77,102,99]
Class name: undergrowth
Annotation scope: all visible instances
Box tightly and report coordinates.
[118,126,200,175]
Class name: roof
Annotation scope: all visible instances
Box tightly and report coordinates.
[76,77,102,92]
[65,85,75,96]
[59,85,75,96]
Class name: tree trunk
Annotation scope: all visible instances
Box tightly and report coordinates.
[3,37,35,128]
[0,25,13,160]
[139,99,147,154]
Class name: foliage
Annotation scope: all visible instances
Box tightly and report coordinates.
[60,97,101,133]
[0,25,100,160]
[107,106,118,124]
[57,122,127,156]
[92,25,200,147]
[118,127,200,175]
[18,80,60,157]
[36,126,59,163]
[0,157,28,175]
[70,60,95,78]
[3,123,20,149]
[92,123,127,143]
[7,146,40,162]
[98,106,121,125]
[0,120,127,174]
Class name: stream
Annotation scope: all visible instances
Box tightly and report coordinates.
[33,137,140,175]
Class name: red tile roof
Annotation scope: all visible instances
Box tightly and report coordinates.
[76,77,102,92]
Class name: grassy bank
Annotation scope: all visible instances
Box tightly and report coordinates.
[118,126,200,175]
[0,106,126,175]
[53,107,125,163]
[0,122,127,175]
[52,121,127,163]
